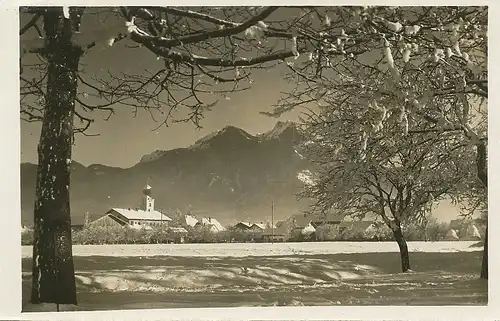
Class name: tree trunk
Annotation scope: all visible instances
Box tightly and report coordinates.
[393,227,411,273]
[476,141,488,280]
[31,9,83,305]
[476,140,487,189]
[480,227,488,279]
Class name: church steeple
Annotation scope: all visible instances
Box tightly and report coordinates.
[143,180,154,212]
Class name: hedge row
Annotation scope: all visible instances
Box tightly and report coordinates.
[21,219,450,245]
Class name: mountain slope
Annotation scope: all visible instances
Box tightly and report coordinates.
[21,122,312,226]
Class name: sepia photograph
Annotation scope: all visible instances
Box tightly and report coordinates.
[17,4,489,315]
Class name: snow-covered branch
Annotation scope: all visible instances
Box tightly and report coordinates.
[127,6,280,49]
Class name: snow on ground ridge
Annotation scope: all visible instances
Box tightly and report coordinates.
[21,241,480,258]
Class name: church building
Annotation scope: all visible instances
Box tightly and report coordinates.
[91,183,172,229]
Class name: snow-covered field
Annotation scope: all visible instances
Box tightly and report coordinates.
[21,242,486,310]
[21,241,481,258]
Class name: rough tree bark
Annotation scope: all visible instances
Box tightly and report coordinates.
[30,9,83,304]
[393,227,411,273]
[481,227,488,279]
[476,140,488,280]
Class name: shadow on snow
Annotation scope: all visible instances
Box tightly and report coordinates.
[21,251,487,309]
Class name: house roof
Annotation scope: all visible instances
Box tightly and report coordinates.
[108,208,172,222]
[90,214,128,227]
[288,213,344,229]
[184,214,199,227]
[290,214,313,229]
[444,229,459,240]
[235,221,253,228]
[251,223,267,230]
[261,226,287,236]
[200,217,226,232]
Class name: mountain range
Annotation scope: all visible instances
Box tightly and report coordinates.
[21,121,313,226]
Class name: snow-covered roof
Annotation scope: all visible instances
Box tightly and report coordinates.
[108,208,172,221]
[251,223,267,230]
[200,217,226,232]
[288,212,344,229]
[444,229,459,240]
[289,215,313,229]
[251,223,265,229]
[185,214,199,227]
[301,222,316,235]
[235,221,253,228]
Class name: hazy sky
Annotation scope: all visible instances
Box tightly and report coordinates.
[20,8,305,168]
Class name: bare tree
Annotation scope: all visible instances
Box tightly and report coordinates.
[19,6,336,305]
[268,6,488,278]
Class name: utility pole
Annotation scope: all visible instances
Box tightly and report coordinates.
[271,201,275,244]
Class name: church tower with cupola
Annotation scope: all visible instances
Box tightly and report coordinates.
[143,182,155,212]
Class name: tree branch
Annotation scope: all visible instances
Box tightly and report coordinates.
[131,7,280,49]
[20,12,41,35]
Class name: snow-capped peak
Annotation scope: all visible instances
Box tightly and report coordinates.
[260,121,300,141]
[192,126,255,149]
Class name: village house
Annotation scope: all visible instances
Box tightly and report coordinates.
[88,213,129,228]
[250,223,267,231]
[309,213,345,227]
[251,222,277,231]
[283,212,345,238]
[196,217,226,233]
[234,221,253,230]
[261,226,288,242]
[167,227,188,243]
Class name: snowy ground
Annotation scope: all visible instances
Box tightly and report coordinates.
[21,242,486,311]
[21,241,481,258]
